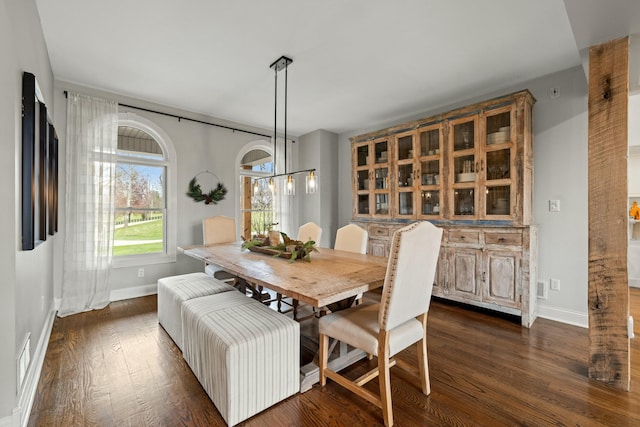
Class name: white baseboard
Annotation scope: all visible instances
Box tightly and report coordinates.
[11,302,56,427]
[537,304,588,328]
[110,283,157,302]
[0,410,19,427]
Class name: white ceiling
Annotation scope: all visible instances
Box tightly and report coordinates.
[35,0,640,136]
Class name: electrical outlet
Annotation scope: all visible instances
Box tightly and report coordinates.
[550,87,560,99]
[137,268,145,278]
[550,278,560,291]
[537,280,548,299]
[549,200,560,212]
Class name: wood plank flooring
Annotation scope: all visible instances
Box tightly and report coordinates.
[29,294,640,426]
[631,287,640,335]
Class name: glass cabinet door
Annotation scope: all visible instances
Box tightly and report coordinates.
[356,144,369,167]
[395,132,416,217]
[357,194,370,215]
[398,191,413,216]
[453,120,475,152]
[454,188,475,216]
[374,140,389,164]
[373,138,391,218]
[353,138,392,218]
[421,190,440,215]
[483,108,514,218]
[375,193,389,215]
[397,135,414,161]
[418,125,442,218]
[420,128,440,156]
[450,117,478,218]
[354,142,371,216]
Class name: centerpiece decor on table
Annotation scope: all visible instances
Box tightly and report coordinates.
[241,231,318,262]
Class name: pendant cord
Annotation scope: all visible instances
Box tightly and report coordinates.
[274,67,278,175]
[284,62,288,175]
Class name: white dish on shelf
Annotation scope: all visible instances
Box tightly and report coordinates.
[456,172,475,182]
[487,130,510,145]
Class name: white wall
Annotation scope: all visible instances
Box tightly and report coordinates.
[1,0,56,423]
[0,1,18,420]
[337,66,590,327]
[298,129,338,248]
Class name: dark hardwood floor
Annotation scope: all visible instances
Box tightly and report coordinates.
[29,293,640,426]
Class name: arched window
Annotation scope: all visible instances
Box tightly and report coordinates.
[113,113,177,267]
[237,143,274,239]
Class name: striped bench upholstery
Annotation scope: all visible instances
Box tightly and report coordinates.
[182,292,300,426]
[157,272,236,351]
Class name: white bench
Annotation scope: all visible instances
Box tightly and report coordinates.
[157,272,236,351]
[182,291,300,426]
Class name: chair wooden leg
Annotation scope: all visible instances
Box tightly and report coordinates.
[378,330,393,427]
[417,314,431,395]
[319,333,328,386]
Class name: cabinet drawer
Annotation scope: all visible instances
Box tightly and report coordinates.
[485,232,522,246]
[369,226,390,238]
[448,230,480,244]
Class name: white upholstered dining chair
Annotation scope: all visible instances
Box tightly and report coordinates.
[202,216,237,281]
[297,221,322,244]
[334,223,368,254]
[203,215,268,300]
[334,223,369,305]
[319,221,443,427]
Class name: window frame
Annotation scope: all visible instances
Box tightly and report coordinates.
[236,141,275,240]
[113,113,177,268]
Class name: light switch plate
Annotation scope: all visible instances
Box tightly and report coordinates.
[549,200,560,212]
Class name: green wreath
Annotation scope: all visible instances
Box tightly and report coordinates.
[187,176,227,205]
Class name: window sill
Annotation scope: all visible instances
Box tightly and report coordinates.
[112,252,176,269]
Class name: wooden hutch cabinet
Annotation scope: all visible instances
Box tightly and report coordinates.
[351,90,537,327]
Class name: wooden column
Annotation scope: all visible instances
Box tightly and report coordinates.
[241,166,252,240]
[588,36,630,390]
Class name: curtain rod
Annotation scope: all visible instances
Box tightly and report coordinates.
[63,90,273,139]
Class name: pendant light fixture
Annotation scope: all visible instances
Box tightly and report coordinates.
[264,55,317,195]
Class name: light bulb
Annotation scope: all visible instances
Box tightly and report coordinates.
[305,171,318,194]
[268,177,275,193]
[285,175,295,196]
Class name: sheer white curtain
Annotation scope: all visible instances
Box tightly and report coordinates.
[59,93,118,317]
[273,138,295,237]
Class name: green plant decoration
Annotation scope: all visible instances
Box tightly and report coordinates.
[187,176,227,205]
[241,231,318,262]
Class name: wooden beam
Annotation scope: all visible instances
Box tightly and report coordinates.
[241,167,252,239]
[587,36,630,390]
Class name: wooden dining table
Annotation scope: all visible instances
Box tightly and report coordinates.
[178,242,389,391]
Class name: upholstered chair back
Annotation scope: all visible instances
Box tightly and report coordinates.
[334,224,368,255]
[203,216,236,246]
[297,222,322,244]
[378,221,443,331]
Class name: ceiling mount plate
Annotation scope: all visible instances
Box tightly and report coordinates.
[270,55,293,72]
